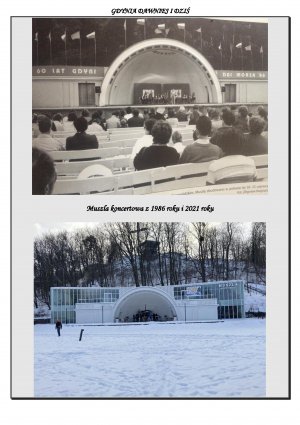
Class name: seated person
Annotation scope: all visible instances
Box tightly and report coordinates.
[130,118,157,163]
[127,109,144,127]
[170,131,184,155]
[81,109,92,123]
[176,106,188,122]
[234,105,249,132]
[166,109,179,127]
[257,106,268,131]
[66,117,98,150]
[32,148,57,195]
[63,111,77,132]
[179,116,223,164]
[210,109,244,154]
[32,116,65,151]
[206,130,257,185]
[209,108,223,135]
[106,111,121,129]
[133,120,179,170]
[87,112,105,133]
[188,109,201,125]
[242,116,268,156]
[52,113,64,131]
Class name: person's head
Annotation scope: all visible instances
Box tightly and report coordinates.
[126,107,132,114]
[258,106,268,120]
[221,128,243,156]
[38,116,52,134]
[91,111,101,122]
[32,113,38,124]
[68,111,77,122]
[144,118,156,135]
[172,131,182,144]
[210,109,220,120]
[32,148,57,195]
[190,110,201,122]
[119,110,125,118]
[222,109,236,126]
[249,116,266,135]
[168,109,175,118]
[132,109,139,117]
[112,111,119,117]
[193,105,199,110]
[196,115,212,137]
[151,120,172,145]
[52,113,63,123]
[74,116,88,133]
[238,105,249,118]
[81,109,90,118]
[178,106,186,112]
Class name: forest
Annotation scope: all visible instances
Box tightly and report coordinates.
[34,222,266,308]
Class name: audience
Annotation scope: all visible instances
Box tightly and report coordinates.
[131,118,157,162]
[81,109,91,123]
[106,111,121,129]
[176,106,188,122]
[87,112,105,133]
[179,116,223,164]
[66,117,98,150]
[64,111,77,132]
[188,109,201,125]
[210,109,244,154]
[242,116,268,156]
[32,147,57,195]
[124,107,133,121]
[209,108,223,135]
[234,105,249,132]
[170,131,184,154]
[206,128,257,185]
[257,106,268,131]
[166,109,179,127]
[133,120,179,170]
[52,113,64,131]
[32,116,65,151]
[127,109,144,127]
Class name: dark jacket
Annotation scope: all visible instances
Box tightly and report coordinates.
[134,144,179,170]
[127,116,145,127]
[66,132,98,150]
[242,133,268,156]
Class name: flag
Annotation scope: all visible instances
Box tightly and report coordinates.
[177,23,185,30]
[61,31,66,42]
[245,44,251,51]
[137,19,145,25]
[155,28,162,34]
[86,31,95,39]
[235,42,242,48]
[124,20,126,30]
[158,24,165,30]
[34,32,38,42]
[71,31,80,40]
[195,27,201,33]
[218,43,222,50]
[260,46,264,54]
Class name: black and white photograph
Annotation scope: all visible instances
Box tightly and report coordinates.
[32,17,268,195]
[34,221,266,398]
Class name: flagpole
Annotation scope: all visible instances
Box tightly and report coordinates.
[65,29,67,66]
[241,45,244,70]
[184,28,186,43]
[144,20,146,40]
[124,20,127,48]
[79,36,82,66]
[261,49,264,71]
[49,33,52,66]
[36,38,39,66]
[94,35,97,66]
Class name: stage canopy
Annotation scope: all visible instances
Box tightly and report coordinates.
[100,38,222,106]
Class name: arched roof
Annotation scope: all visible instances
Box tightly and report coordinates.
[100,38,222,106]
[113,287,178,321]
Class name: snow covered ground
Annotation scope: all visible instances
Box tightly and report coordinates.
[35,319,265,398]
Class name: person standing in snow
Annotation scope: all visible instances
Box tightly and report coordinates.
[55,320,62,337]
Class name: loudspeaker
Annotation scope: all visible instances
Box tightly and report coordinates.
[95,86,101,93]
[221,86,226,92]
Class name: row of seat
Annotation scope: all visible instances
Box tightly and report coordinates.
[51,155,268,195]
